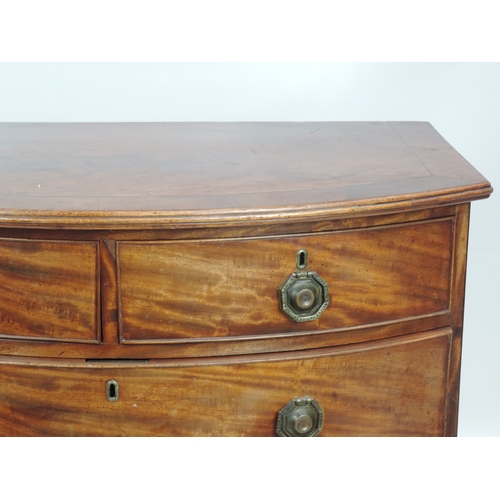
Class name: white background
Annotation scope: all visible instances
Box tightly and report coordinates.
[0,2,499,497]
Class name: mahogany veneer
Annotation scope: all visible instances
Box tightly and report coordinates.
[0,122,492,436]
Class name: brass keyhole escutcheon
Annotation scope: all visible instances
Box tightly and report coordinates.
[106,380,119,402]
[296,249,308,269]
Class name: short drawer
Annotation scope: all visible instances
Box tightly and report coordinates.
[117,218,453,343]
[0,238,99,343]
[0,328,451,436]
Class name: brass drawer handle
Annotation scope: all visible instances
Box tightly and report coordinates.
[276,396,324,437]
[279,271,329,322]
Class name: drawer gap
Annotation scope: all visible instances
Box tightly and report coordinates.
[86,359,149,363]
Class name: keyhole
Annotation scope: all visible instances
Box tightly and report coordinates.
[106,380,119,402]
[296,249,308,269]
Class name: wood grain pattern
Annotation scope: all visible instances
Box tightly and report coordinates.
[118,218,453,342]
[0,205,457,242]
[0,238,99,342]
[0,123,491,229]
[100,240,119,344]
[0,328,451,437]
[0,313,450,361]
[444,203,470,436]
[0,123,491,437]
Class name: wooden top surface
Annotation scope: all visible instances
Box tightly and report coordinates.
[0,122,492,228]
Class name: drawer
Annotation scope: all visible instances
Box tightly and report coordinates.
[117,218,453,343]
[0,328,451,436]
[0,238,99,343]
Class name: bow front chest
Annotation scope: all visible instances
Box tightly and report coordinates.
[0,122,492,436]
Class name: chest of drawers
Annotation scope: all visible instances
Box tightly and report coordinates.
[0,122,492,436]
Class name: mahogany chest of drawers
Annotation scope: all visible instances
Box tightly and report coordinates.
[0,122,492,436]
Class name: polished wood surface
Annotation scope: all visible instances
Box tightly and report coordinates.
[117,218,452,342]
[0,122,492,436]
[0,122,492,228]
[0,238,99,342]
[0,329,450,437]
[446,203,470,436]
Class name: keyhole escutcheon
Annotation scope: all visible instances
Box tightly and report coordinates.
[106,380,119,402]
[296,249,308,269]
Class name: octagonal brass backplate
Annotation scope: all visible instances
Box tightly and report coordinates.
[276,396,324,437]
[279,271,329,322]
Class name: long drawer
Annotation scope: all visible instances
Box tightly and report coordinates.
[0,328,451,436]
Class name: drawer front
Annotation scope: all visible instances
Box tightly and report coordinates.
[0,329,450,436]
[117,219,452,343]
[0,238,99,343]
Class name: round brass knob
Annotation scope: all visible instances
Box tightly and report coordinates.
[293,413,314,434]
[292,287,315,310]
[276,396,324,437]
